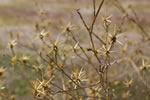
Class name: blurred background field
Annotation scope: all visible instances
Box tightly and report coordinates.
[0,0,150,100]
[0,0,150,49]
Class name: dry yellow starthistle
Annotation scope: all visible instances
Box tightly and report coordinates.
[102,15,112,23]
[39,79,51,91]
[32,80,45,99]
[139,59,150,72]
[97,45,115,57]
[52,44,58,52]
[102,15,112,28]
[38,30,49,40]
[123,79,133,88]
[21,55,30,64]
[8,40,17,49]
[32,80,41,97]
[71,67,87,88]
[63,23,80,34]
[47,34,63,53]
[108,25,123,45]
[32,79,52,99]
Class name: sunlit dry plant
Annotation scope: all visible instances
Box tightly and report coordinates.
[107,25,123,45]
[123,79,133,88]
[139,59,150,72]
[102,15,112,29]
[20,55,30,64]
[63,23,80,34]
[8,40,17,49]
[38,30,49,40]
[71,67,87,88]
[3,0,150,100]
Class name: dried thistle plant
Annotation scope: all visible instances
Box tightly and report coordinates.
[2,0,150,100]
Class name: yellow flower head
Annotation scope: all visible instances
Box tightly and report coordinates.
[8,40,17,49]
[38,30,49,40]
[21,55,30,64]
